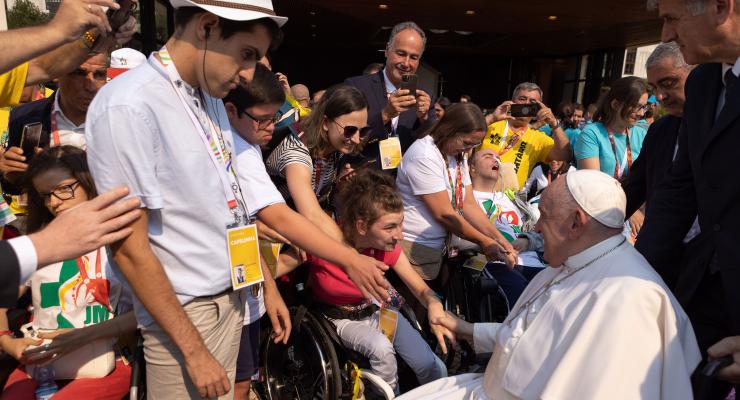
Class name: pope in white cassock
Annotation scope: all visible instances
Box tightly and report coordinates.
[399,169,701,400]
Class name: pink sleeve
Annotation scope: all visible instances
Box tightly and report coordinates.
[383,244,403,267]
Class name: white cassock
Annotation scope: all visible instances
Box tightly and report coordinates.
[398,234,701,400]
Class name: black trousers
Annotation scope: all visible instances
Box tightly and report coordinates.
[685,269,738,400]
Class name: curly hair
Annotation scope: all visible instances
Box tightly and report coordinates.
[337,169,403,245]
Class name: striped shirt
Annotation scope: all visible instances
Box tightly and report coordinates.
[265,132,339,210]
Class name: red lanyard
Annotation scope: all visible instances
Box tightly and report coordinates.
[445,156,464,215]
[607,128,632,179]
[73,248,112,312]
[498,122,524,157]
[50,112,61,146]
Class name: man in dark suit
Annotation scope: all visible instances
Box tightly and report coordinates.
[0,187,140,307]
[0,53,108,194]
[636,0,740,393]
[345,21,436,167]
[622,42,694,287]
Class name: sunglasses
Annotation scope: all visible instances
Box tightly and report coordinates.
[332,119,372,140]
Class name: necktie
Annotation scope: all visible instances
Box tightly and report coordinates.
[724,68,738,89]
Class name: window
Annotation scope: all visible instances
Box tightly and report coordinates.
[623,48,637,76]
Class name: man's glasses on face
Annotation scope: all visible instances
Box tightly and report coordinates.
[243,109,283,129]
[72,69,107,82]
[332,119,372,140]
[40,181,80,203]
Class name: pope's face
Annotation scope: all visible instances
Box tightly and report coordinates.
[534,180,573,267]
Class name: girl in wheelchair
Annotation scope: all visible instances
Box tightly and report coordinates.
[284,169,453,394]
[0,146,136,399]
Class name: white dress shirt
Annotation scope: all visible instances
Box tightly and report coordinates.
[382,68,400,135]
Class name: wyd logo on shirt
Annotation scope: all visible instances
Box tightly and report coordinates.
[39,258,112,329]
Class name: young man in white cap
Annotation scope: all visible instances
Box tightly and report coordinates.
[83,2,304,399]
[397,169,701,400]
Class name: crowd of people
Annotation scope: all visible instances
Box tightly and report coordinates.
[0,0,739,399]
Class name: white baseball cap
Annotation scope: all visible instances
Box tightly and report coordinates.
[169,0,288,26]
[566,169,626,229]
[108,48,147,80]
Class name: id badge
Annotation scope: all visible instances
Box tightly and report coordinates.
[378,308,399,343]
[258,240,283,278]
[379,137,402,170]
[462,254,488,271]
[227,224,264,291]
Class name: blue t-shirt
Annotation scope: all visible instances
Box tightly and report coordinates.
[574,121,647,178]
[564,127,581,153]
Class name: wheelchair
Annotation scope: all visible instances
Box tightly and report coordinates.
[255,273,446,400]
[444,249,511,325]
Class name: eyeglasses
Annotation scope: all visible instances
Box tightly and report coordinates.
[39,181,80,202]
[459,136,482,151]
[72,69,107,82]
[332,119,372,140]
[243,109,282,129]
[634,103,651,114]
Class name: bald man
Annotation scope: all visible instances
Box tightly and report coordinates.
[290,84,310,108]
[398,170,700,400]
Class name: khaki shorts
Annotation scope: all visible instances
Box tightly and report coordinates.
[400,240,444,280]
[142,290,245,399]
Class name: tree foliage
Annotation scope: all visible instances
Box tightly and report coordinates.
[7,0,51,29]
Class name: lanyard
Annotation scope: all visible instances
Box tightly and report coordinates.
[498,121,523,156]
[607,128,632,179]
[443,154,465,215]
[50,111,61,146]
[155,48,249,224]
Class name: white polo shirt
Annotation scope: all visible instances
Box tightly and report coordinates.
[85,55,241,327]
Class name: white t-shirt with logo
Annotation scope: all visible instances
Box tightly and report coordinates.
[397,135,472,250]
[29,247,125,330]
[233,133,285,324]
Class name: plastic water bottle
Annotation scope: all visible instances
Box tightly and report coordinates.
[34,364,58,400]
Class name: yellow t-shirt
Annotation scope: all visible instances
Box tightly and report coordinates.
[478,120,554,189]
[0,63,28,108]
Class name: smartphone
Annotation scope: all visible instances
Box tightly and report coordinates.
[510,103,541,118]
[107,0,136,32]
[20,122,43,162]
[400,74,418,97]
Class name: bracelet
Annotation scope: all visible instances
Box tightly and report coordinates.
[80,30,103,54]
[0,330,13,337]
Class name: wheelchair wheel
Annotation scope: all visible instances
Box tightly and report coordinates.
[262,307,342,400]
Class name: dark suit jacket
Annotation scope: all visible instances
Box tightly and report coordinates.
[623,115,682,217]
[345,71,436,165]
[0,240,21,307]
[636,64,740,334]
[2,93,56,195]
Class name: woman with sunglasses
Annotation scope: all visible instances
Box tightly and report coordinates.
[0,146,135,399]
[265,84,371,241]
[395,103,516,318]
[574,76,649,240]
